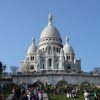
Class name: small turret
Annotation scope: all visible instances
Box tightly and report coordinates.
[27,37,37,56]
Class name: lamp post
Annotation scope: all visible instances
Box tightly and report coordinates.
[0,62,3,77]
[26,61,30,84]
[2,64,6,77]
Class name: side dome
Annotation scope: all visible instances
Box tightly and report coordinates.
[63,36,74,54]
[40,13,61,39]
[27,38,37,55]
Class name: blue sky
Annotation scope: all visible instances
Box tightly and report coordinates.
[0,0,100,72]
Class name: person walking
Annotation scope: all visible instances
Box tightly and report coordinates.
[0,91,3,100]
[84,90,90,100]
[93,91,98,100]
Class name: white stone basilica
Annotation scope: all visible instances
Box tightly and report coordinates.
[21,13,81,74]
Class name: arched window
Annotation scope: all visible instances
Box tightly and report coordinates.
[57,48,58,52]
[53,38,55,40]
[48,59,52,67]
[31,56,34,60]
[67,56,70,60]
[48,47,51,54]
[43,48,44,51]
[43,63,44,69]
[31,65,34,70]
[53,47,55,51]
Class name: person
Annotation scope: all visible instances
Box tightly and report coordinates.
[93,91,98,100]
[21,91,28,100]
[13,86,21,100]
[0,91,3,100]
[66,92,70,98]
[38,89,43,100]
[26,89,31,100]
[84,90,90,100]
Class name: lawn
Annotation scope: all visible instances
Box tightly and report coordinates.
[49,94,96,100]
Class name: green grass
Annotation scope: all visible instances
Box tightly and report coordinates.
[49,94,96,100]
[50,94,66,100]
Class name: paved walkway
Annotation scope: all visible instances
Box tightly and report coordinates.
[43,93,49,100]
[6,93,49,100]
[6,94,14,100]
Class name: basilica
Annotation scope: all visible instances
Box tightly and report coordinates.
[21,13,81,74]
[12,14,100,85]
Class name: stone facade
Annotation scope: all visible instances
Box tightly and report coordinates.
[21,13,81,74]
[12,73,100,85]
[14,14,100,85]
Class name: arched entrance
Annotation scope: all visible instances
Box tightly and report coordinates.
[81,81,90,86]
[56,80,68,87]
[33,80,44,86]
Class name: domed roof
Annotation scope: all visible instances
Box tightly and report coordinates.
[27,38,37,55]
[63,36,74,54]
[40,13,61,39]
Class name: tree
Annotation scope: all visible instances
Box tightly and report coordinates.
[10,66,19,74]
[92,67,100,74]
[2,64,6,76]
[0,61,3,75]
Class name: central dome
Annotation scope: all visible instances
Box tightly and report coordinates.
[40,13,61,39]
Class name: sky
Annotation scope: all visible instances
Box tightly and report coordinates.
[0,0,100,72]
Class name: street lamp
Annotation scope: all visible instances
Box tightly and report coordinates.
[0,62,3,77]
[2,64,6,77]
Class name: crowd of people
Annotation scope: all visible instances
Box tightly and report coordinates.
[0,82,100,100]
[12,82,44,100]
[0,82,44,100]
[84,90,100,100]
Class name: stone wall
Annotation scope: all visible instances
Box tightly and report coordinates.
[12,73,100,85]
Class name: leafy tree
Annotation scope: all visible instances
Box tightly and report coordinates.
[10,66,19,74]
[0,61,3,75]
[93,67,100,74]
[2,64,6,76]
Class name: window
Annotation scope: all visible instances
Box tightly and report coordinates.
[31,56,34,60]
[57,48,58,52]
[31,65,34,70]
[67,56,70,60]
[43,64,44,69]
[53,38,55,40]
[53,47,55,51]
[48,59,52,66]
[43,48,44,51]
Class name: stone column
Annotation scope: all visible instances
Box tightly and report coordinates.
[45,58,48,70]
[52,57,54,69]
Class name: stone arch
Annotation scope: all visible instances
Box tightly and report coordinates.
[81,81,91,86]
[56,80,68,86]
[33,79,44,86]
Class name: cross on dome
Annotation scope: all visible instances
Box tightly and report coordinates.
[48,13,53,25]
[66,33,70,44]
[32,37,35,44]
